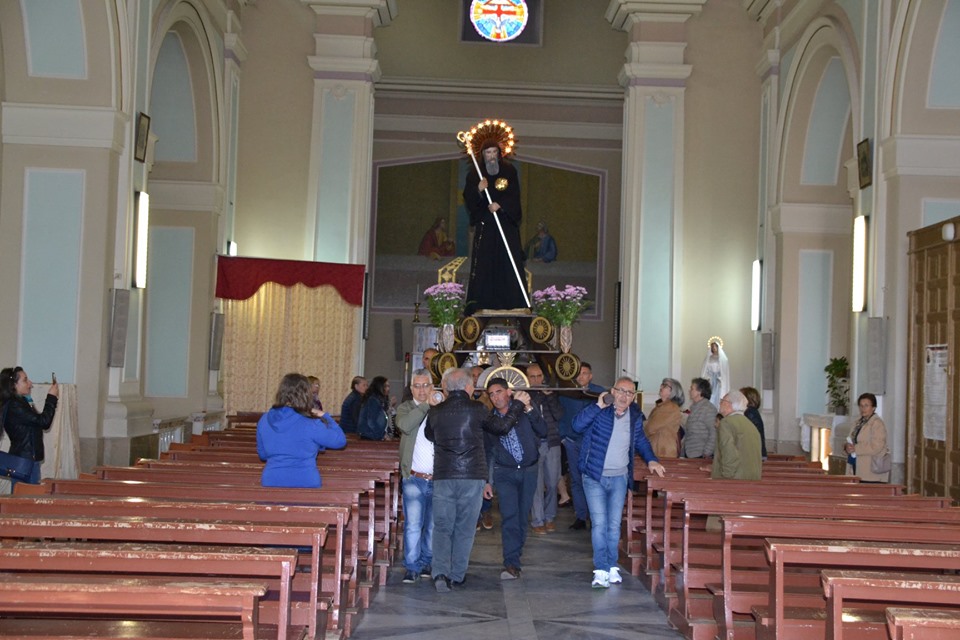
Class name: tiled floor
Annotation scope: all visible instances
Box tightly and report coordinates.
[350,505,683,640]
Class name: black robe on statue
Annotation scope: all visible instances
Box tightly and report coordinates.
[462,159,528,315]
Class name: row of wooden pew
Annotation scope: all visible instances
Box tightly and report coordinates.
[0,420,402,640]
[621,457,960,640]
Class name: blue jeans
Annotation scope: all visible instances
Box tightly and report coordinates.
[531,442,561,526]
[431,478,484,582]
[582,473,628,571]
[493,464,538,568]
[563,438,588,520]
[401,476,434,573]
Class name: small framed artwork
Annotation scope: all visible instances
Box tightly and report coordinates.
[134,112,151,163]
[856,138,872,189]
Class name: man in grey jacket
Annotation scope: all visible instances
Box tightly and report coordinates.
[682,377,717,458]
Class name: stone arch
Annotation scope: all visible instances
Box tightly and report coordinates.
[148,0,223,182]
[777,15,860,203]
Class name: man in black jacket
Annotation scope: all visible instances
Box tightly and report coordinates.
[425,367,510,592]
[485,378,546,580]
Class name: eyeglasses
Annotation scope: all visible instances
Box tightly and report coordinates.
[611,387,634,396]
[412,383,432,389]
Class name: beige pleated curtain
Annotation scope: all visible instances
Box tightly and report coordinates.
[216,257,364,415]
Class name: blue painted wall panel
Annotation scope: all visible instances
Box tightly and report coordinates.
[923,199,960,227]
[152,34,198,162]
[20,169,84,383]
[638,98,675,391]
[797,250,832,415]
[22,0,86,78]
[929,0,960,108]
[314,89,356,263]
[801,58,850,185]
[145,228,194,397]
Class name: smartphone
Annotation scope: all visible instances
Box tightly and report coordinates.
[51,372,57,384]
[602,392,614,405]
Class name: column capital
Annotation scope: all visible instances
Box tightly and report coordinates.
[618,42,691,87]
[302,0,397,27]
[224,33,248,65]
[755,49,779,82]
[308,34,381,82]
[606,0,707,30]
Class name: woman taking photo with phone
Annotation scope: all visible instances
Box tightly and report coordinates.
[0,367,59,487]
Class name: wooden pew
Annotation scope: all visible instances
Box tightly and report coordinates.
[886,607,960,640]
[0,575,267,640]
[713,517,960,640]
[669,496,960,634]
[634,475,899,584]
[0,541,299,640]
[0,515,322,639]
[822,570,960,640]
[93,465,394,582]
[11,480,362,636]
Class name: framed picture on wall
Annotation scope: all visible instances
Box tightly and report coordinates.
[857,138,872,189]
[134,112,151,163]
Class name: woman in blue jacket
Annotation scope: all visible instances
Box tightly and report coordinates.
[573,376,665,589]
[257,373,347,488]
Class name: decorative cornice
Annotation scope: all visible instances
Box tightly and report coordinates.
[881,135,960,178]
[755,49,780,80]
[1,103,126,152]
[606,0,708,30]
[374,76,624,106]
[771,202,853,235]
[302,0,397,27]
[309,34,380,82]
[148,180,225,212]
[374,114,623,143]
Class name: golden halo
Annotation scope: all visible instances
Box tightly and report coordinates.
[707,336,724,349]
[456,118,516,158]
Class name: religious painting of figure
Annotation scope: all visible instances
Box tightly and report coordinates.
[371,157,601,313]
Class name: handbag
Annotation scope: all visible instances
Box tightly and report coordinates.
[0,450,33,481]
[871,449,892,475]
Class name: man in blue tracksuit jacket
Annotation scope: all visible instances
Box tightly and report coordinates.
[573,376,665,588]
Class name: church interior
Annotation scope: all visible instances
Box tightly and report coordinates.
[1,0,960,495]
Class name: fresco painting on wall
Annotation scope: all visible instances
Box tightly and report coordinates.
[372,158,601,314]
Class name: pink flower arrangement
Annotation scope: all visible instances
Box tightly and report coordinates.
[423,282,465,326]
[532,285,590,327]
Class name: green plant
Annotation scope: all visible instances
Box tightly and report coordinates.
[824,356,850,413]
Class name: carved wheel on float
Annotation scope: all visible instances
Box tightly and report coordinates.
[555,353,581,381]
[476,365,529,390]
[528,316,553,344]
[434,352,459,379]
[459,316,481,344]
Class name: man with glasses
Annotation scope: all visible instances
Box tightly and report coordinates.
[711,390,762,480]
[573,377,666,588]
[396,369,444,583]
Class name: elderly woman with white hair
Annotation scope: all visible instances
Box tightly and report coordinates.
[644,378,685,458]
[711,390,762,480]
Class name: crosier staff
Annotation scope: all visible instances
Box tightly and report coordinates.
[462,142,531,309]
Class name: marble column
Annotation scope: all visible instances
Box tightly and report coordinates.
[303,0,396,266]
[607,0,702,392]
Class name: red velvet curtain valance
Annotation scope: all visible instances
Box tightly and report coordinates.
[216,256,365,306]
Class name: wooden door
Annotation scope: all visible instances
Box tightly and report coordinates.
[907,221,958,500]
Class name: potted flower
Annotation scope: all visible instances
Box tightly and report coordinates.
[824,356,850,415]
[532,285,591,353]
[423,282,465,352]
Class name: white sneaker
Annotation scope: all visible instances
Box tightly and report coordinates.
[591,569,610,589]
[608,567,623,584]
